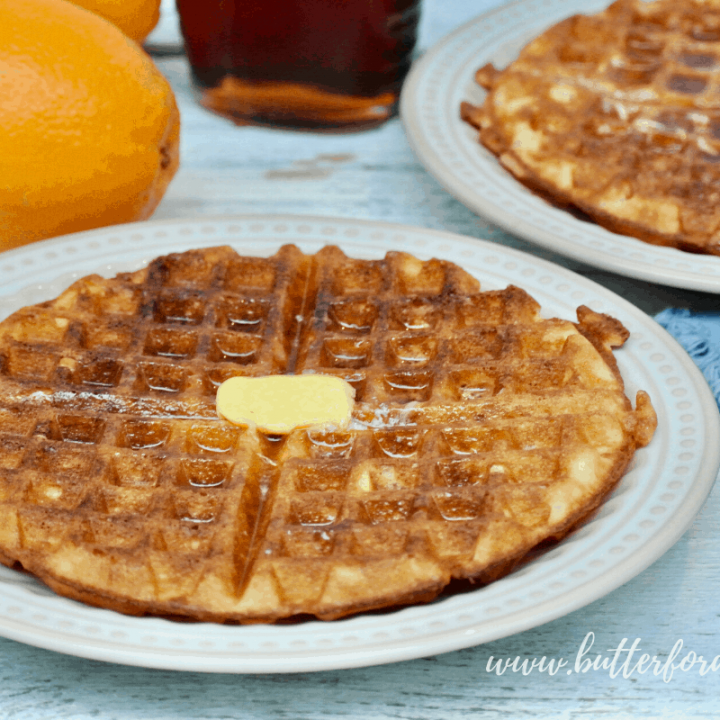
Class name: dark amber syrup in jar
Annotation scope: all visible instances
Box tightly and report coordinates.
[176,0,421,131]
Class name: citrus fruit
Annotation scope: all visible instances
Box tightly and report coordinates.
[0,0,180,250]
[69,0,161,44]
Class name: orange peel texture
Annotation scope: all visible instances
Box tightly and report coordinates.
[68,0,161,43]
[0,0,179,250]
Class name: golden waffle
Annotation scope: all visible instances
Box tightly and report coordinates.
[0,245,656,621]
[462,0,720,255]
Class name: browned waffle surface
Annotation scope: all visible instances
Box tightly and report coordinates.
[462,0,720,255]
[0,245,656,621]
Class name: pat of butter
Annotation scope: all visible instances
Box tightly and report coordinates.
[217,375,355,434]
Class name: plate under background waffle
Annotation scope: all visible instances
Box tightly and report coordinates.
[400,0,720,291]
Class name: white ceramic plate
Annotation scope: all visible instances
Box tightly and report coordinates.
[401,0,720,293]
[0,215,717,673]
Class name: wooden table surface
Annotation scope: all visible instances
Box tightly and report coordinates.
[1,1,719,717]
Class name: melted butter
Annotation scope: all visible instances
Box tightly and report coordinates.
[217,374,355,434]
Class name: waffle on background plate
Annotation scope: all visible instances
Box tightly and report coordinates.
[462,0,720,256]
[0,245,656,622]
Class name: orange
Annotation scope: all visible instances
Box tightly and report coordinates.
[69,0,161,44]
[0,0,180,250]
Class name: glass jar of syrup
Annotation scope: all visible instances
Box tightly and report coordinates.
[176,0,422,131]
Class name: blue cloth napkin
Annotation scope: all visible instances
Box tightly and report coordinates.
[655,309,720,408]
